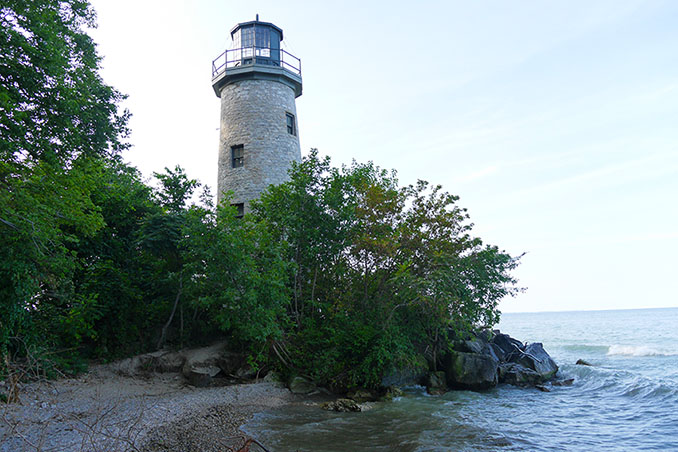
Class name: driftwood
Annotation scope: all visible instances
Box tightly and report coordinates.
[226,435,272,452]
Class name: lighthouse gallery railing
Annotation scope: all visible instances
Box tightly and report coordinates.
[212,47,301,78]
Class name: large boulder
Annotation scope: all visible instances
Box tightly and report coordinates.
[424,371,448,395]
[110,350,186,376]
[289,376,316,394]
[443,351,498,390]
[514,343,558,381]
[184,365,221,387]
[458,339,484,354]
[491,333,525,360]
[498,363,543,386]
[181,342,229,386]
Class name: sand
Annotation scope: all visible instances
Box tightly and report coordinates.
[0,365,297,452]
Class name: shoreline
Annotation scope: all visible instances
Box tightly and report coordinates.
[0,365,299,452]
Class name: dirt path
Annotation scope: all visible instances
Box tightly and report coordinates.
[0,366,296,452]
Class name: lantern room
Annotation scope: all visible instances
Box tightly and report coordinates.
[230,17,282,66]
[211,15,302,98]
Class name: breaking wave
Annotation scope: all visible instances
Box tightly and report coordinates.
[606,345,675,357]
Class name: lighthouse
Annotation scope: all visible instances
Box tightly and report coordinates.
[211,16,303,216]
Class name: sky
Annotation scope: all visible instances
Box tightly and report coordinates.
[88,0,678,313]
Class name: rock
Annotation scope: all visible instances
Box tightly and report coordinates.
[181,342,230,386]
[347,388,378,403]
[455,338,484,354]
[424,371,447,395]
[475,328,494,344]
[443,351,498,390]
[380,386,403,401]
[576,359,592,366]
[216,351,249,376]
[484,343,505,362]
[514,343,558,381]
[498,363,543,386]
[143,350,186,373]
[233,363,257,380]
[380,358,428,387]
[289,376,316,394]
[535,384,551,392]
[184,365,221,387]
[111,350,186,376]
[322,398,362,412]
[491,333,525,360]
[552,378,575,386]
[263,371,283,383]
[483,343,501,362]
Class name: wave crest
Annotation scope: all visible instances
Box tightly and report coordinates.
[607,345,674,357]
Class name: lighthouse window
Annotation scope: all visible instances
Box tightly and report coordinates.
[240,27,254,58]
[255,27,271,57]
[231,203,245,218]
[231,144,244,168]
[286,113,296,136]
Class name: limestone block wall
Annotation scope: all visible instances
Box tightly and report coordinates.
[216,79,301,211]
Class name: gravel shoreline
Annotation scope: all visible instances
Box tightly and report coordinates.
[0,365,297,452]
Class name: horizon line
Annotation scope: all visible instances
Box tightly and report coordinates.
[500,305,678,315]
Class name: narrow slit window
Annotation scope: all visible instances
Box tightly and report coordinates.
[286,112,296,136]
[231,144,244,168]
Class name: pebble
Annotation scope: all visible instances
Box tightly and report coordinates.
[1,372,294,452]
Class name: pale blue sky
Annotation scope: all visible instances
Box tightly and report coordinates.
[90,0,678,313]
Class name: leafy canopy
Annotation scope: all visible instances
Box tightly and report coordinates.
[0,0,128,363]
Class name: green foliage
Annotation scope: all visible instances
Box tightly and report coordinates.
[0,0,128,364]
[253,150,522,388]
[67,161,164,356]
[153,165,200,213]
[183,201,289,360]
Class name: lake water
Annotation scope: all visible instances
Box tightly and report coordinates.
[244,307,678,451]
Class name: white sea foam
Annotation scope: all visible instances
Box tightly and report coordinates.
[606,345,674,357]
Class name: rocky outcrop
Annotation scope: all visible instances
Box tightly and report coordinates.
[438,329,559,392]
[107,341,256,388]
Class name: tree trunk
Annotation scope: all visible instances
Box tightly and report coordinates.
[157,279,182,350]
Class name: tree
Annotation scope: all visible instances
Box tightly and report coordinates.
[183,201,290,364]
[253,152,522,388]
[142,166,200,349]
[66,161,161,357]
[0,0,128,364]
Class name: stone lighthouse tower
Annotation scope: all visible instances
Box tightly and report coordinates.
[211,16,302,215]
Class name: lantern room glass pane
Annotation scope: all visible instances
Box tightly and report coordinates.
[241,27,254,58]
[255,27,270,57]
